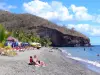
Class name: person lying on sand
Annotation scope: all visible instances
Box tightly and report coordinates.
[33,55,46,67]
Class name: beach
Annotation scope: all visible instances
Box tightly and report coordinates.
[0,47,99,75]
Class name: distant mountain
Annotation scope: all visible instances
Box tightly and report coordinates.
[0,10,90,47]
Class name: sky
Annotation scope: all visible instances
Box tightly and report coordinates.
[0,0,100,45]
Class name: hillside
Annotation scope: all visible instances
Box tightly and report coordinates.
[0,10,90,47]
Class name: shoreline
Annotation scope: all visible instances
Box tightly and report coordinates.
[58,47,100,74]
[0,47,99,75]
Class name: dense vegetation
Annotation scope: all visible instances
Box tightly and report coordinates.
[0,24,11,47]
[11,30,52,46]
[0,24,52,47]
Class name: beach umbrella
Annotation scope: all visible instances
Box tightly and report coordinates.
[7,36,14,40]
[7,36,15,42]
[7,36,18,42]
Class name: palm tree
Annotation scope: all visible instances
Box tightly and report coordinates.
[0,24,6,43]
[0,24,11,42]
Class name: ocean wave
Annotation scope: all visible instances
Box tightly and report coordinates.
[59,48,100,68]
[61,49,71,56]
[69,57,100,68]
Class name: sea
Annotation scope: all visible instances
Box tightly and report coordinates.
[59,45,100,74]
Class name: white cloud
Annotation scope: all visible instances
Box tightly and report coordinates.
[33,0,39,1]
[23,1,100,24]
[95,15,100,23]
[8,5,17,9]
[70,4,100,23]
[23,0,73,21]
[67,24,100,36]
[0,2,17,10]
[91,28,100,36]
[70,4,93,21]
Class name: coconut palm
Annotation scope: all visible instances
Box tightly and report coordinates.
[0,24,6,43]
[0,24,11,47]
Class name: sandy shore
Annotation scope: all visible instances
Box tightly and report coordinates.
[0,47,99,75]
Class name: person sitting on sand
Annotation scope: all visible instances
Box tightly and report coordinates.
[33,55,46,67]
[28,56,34,65]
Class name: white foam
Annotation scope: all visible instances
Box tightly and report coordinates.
[61,49,71,56]
[69,56,100,68]
[59,48,100,68]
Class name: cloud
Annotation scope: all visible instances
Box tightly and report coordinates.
[23,0,73,22]
[23,0,100,24]
[8,5,17,9]
[67,24,100,36]
[95,15,100,23]
[0,2,17,11]
[70,4,93,21]
[70,5,100,23]
[33,0,39,1]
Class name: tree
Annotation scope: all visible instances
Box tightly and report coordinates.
[11,30,52,46]
[0,24,6,43]
[40,37,52,46]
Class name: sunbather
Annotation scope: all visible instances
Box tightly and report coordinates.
[28,56,34,65]
[33,55,46,67]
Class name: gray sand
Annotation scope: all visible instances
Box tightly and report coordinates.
[0,47,99,75]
